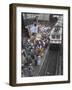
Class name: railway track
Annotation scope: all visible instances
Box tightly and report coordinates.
[38,45,63,76]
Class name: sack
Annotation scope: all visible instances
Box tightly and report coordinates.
[37,56,41,65]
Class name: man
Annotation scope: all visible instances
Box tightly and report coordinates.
[30,23,38,36]
[28,64,33,77]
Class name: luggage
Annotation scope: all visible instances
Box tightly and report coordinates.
[37,56,41,65]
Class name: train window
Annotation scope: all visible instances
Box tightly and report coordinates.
[52,35,55,39]
[56,35,60,39]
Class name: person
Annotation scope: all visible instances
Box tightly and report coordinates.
[30,23,38,36]
[22,28,30,38]
[28,64,33,77]
[34,55,38,66]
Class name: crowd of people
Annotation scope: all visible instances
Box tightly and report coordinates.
[21,22,50,77]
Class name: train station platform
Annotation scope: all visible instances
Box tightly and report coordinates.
[33,45,50,76]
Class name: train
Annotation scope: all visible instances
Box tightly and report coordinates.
[49,25,62,44]
[49,21,63,50]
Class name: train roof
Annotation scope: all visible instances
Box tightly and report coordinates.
[50,26,62,35]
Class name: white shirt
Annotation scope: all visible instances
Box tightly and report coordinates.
[30,25,38,33]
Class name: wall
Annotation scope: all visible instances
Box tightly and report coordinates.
[0,0,72,90]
